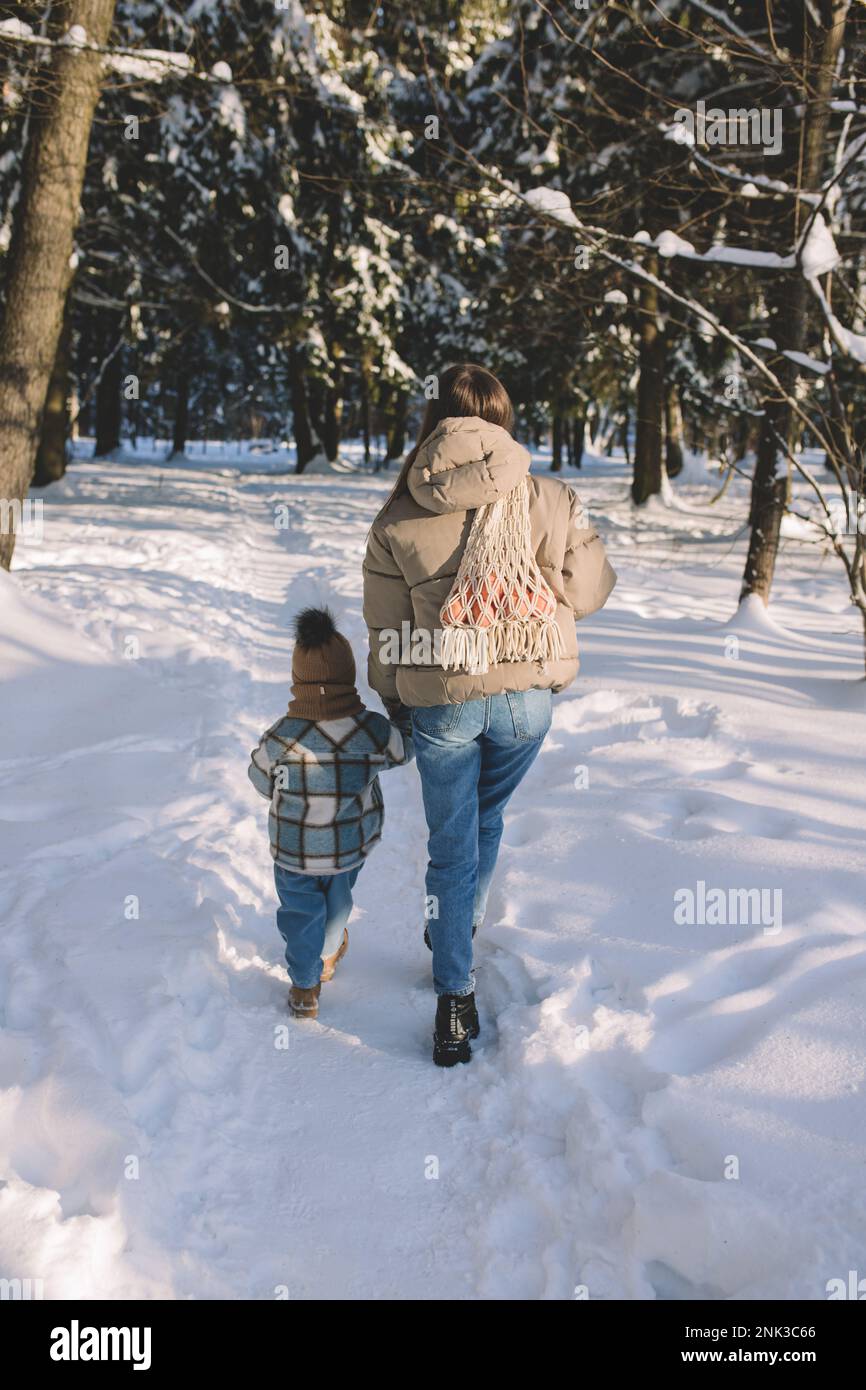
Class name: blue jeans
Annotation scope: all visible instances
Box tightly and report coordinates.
[273,863,361,989]
[412,689,552,996]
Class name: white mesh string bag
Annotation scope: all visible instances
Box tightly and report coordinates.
[439,477,564,675]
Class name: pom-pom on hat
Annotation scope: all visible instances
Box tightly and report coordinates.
[288,607,364,720]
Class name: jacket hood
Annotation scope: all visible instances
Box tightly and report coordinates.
[407,416,531,515]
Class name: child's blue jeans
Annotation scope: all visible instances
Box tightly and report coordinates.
[274,863,361,989]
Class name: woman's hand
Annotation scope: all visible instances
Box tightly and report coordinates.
[383,697,413,732]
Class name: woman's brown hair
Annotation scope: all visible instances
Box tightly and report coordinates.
[379,363,515,513]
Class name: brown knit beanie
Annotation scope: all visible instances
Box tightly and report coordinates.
[287,607,364,721]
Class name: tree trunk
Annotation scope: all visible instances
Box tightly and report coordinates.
[632,254,665,504]
[94,334,123,457]
[551,412,563,471]
[129,392,140,453]
[33,303,73,487]
[170,370,189,459]
[740,0,849,603]
[572,410,586,469]
[307,377,325,445]
[289,349,318,473]
[385,391,408,463]
[734,410,757,465]
[740,390,790,602]
[620,412,631,469]
[664,382,685,479]
[361,371,371,464]
[0,0,118,569]
[825,370,858,490]
[599,411,617,455]
[322,387,341,462]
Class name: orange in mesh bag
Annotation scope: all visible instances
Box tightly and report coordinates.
[439,479,564,674]
[441,572,557,628]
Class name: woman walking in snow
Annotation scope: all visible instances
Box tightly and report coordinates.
[363,364,616,1066]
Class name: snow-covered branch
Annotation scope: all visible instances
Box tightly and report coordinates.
[0,20,196,82]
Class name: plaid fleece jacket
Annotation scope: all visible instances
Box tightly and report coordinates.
[248,708,413,874]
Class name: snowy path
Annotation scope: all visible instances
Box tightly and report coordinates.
[2,454,865,1300]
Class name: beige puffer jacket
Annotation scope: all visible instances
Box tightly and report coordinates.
[363,416,616,708]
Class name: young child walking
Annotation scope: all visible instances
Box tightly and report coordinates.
[248,607,413,1019]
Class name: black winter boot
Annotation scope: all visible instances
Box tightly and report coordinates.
[433,992,480,1067]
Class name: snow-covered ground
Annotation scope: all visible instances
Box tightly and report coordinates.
[1,443,864,1300]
